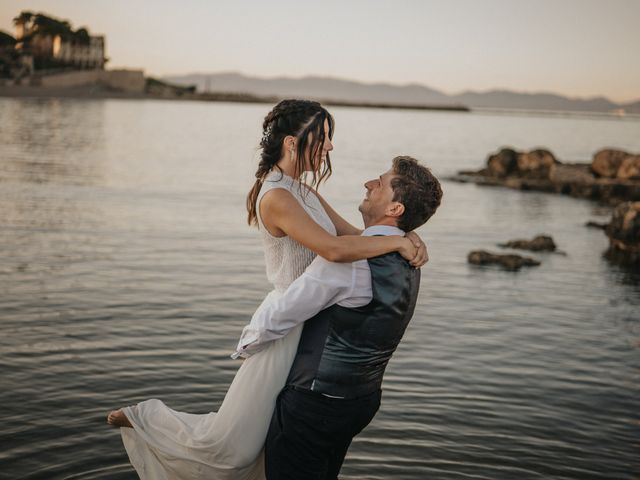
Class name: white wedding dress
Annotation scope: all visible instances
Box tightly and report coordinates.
[120,171,336,480]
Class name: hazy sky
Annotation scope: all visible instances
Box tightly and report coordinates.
[2,0,639,102]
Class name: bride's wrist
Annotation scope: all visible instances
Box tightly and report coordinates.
[396,236,409,253]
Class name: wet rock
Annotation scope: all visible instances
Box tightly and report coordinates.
[591,150,640,181]
[516,149,558,179]
[487,148,519,178]
[549,163,595,184]
[468,250,541,271]
[618,155,640,180]
[605,201,640,265]
[498,235,557,251]
[485,147,558,179]
[450,147,640,206]
[585,221,608,230]
[591,149,629,178]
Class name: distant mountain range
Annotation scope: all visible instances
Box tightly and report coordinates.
[163,72,640,114]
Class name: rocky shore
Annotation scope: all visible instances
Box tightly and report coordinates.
[451,147,640,206]
[604,202,640,265]
[455,148,640,268]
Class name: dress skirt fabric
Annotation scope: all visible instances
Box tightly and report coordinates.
[120,293,302,480]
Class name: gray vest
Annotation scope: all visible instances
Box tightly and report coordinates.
[286,252,420,399]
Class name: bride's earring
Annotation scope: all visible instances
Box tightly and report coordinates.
[290,148,296,163]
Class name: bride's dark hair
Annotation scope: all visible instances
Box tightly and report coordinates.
[246,99,335,226]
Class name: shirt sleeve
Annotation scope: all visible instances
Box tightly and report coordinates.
[232,257,362,359]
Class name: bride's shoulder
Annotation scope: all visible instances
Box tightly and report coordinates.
[259,187,297,214]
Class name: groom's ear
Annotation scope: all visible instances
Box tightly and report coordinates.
[385,202,405,218]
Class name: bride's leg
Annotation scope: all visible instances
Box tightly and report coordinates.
[107,409,133,428]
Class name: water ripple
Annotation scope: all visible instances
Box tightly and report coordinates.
[1,99,639,479]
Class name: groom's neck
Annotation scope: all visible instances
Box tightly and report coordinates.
[362,217,399,230]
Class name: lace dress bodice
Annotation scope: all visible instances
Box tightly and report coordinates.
[256,170,337,292]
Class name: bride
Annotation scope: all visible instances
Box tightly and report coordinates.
[107,99,427,479]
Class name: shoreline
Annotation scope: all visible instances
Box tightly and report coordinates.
[2,86,637,120]
[0,85,471,112]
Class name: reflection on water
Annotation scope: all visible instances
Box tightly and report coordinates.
[1,98,107,185]
[604,255,640,286]
[0,98,639,479]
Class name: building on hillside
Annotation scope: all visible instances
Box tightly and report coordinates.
[13,12,106,70]
[52,35,105,69]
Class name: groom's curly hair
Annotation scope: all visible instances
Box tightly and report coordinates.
[390,156,443,232]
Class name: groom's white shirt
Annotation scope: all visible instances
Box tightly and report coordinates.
[232,225,405,359]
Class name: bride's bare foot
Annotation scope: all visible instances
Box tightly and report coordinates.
[107,409,132,428]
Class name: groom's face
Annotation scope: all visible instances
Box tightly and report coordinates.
[358,168,400,221]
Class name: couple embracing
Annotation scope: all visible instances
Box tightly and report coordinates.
[108,99,443,479]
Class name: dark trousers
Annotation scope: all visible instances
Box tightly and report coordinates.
[265,385,381,480]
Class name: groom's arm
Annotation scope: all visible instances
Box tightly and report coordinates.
[232,257,371,359]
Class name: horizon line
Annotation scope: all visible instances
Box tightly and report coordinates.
[142,69,639,105]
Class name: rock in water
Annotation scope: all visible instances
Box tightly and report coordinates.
[451,146,640,206]
[585,221,608,230]
[487,148,519,178]
[485,147,558,179]
[591,149,630,178]
[468,250,541,271]
[516,149,558,179]
[499,235,557,251]
[605,201,640,265]
[618,155,640,180]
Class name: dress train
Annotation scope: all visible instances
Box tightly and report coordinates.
[120,308,302,480]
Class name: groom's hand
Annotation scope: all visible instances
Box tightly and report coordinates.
[406,231,428,267]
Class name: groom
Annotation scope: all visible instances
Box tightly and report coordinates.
[234,156,442,480]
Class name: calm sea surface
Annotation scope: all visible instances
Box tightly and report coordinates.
[1,98,639,480]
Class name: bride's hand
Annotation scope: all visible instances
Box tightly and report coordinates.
[405,231,429,268]
[398,237,418,265]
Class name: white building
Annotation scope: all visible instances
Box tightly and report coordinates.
[52,35,105,69]
[14,14,106,70]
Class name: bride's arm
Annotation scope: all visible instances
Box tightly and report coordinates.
[260,189,422,264]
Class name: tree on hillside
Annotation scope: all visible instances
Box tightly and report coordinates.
[32,13,73,39]
[12,11,92,45]
[74,28,90,45]
[0,31,17,47]
[12,11,35,27]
